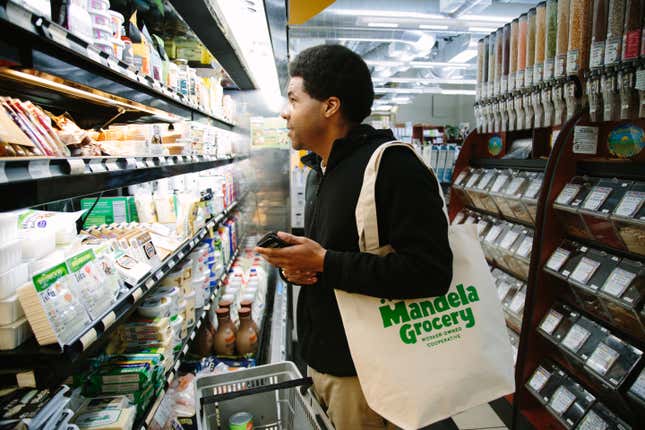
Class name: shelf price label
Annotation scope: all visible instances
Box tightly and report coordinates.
[555,184,581,206]
[529,366,551,392]
[546,248,571,272]
[601,267,637,298]
[586,342,620,376]
[614,191,644,218]
[549,386,576,415]
[577,411,608,430]
[582,187,613,211]
[562,324,591,353]
[573,126,599,154]
[540,310,564,335]
[0,162,7,183]
[570,257,602,285]
[28,159,51,179]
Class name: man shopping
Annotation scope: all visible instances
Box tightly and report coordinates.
[256,44,453,430]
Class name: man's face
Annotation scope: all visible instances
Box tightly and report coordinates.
[280,77,325,151]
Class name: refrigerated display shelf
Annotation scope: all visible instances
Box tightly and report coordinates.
[0,155,246,211]
[0,198,244,386]
[0,1,240,130]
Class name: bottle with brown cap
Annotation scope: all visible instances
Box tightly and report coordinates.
[218,299,237,332]
[213,307,236,356]
[236,307,258,356]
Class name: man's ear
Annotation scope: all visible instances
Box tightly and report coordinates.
[322,96,341,118]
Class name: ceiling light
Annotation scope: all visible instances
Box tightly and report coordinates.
[419,24,449,30]
[461,14,514,23]
[468,27,497,33]
[367,22,399,28]
[375,77,476,85]
[441,89,477,95]
[329,9,445,20]
[366,60,474,69]
[373,105,393,111]
[449,49,478,63]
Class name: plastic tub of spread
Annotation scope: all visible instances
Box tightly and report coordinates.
[566,247,617,319]
[554,176,599,240]
[89,10,111,27]
[0,317,33,350]
[0,212,18,242]
[92,24,113,42]
[0,294,25,326]
[93,40,113,56]
[87,0,110,11]
[610,181,645,256]
[598,258,644,337]
[108,10,124,39]
[0,239,22,274]
[0,263,29,301]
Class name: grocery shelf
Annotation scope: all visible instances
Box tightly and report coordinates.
[0,198,245,387]
[168,0,255,90]
[138,235,266,430]
[0,1,239,130]
[0,154,247,211]
[470,158,548,171]
[576,160,645,181]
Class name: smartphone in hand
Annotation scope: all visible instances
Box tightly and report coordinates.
[256,231,291,249]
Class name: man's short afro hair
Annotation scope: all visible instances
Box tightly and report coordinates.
[289,44,374,123]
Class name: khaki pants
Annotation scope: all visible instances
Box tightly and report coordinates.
[308,367,397,430]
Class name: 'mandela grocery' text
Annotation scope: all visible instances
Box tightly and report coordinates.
[379,284,480,345]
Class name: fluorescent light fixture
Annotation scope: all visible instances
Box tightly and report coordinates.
[419,24,449,30]
[468,26,497,33]
[375,87,476,95]
[373,105,393,111]
[366,60,475,69]
[367,22,399,28]
[449,49,478,63]
[441,89,477,95]
[329,9,445,20]
[374,77,477,85]
[391,96,413,104]
[461,14,514,23]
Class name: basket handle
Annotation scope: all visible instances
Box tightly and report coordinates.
[200,376,314,406]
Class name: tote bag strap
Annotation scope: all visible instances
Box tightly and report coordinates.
[356,140,449,252]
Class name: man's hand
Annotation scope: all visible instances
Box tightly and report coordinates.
[281,269,318,285]
[255,232,326,274]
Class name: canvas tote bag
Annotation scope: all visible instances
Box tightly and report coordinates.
[334,141,515,430]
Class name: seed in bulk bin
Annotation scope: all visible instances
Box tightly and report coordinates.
[477,38,486,99]
[556,0,571,77]
[502,23,511,94]
[495,27,504,96]
[622,0,643,61]
[489,32,496,96]
[566,0,594,75]
[517,14,528,89]
[605,0,626,64]
[535,2,547,84]
[545,0,558,80]
[590,0,609,68]
[510,18,519,91]
[526,8,537,87]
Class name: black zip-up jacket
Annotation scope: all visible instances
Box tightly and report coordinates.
[297,124,453,377]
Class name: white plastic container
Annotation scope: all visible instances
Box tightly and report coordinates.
[88,10,111,27]
[0,212,18,242]
[108,10,124,38]
[87,0,110,12]
[0,263,29,300]
[19,229,55,261]
[138,296,171,318]
[93,40,113,56]
[113,38,124,61]
[0,317,33,350]
[184,290,196,326]
[92,24,113,42]
[0,294,25,326]
[0,240,22,274]
[150,286,180,317]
